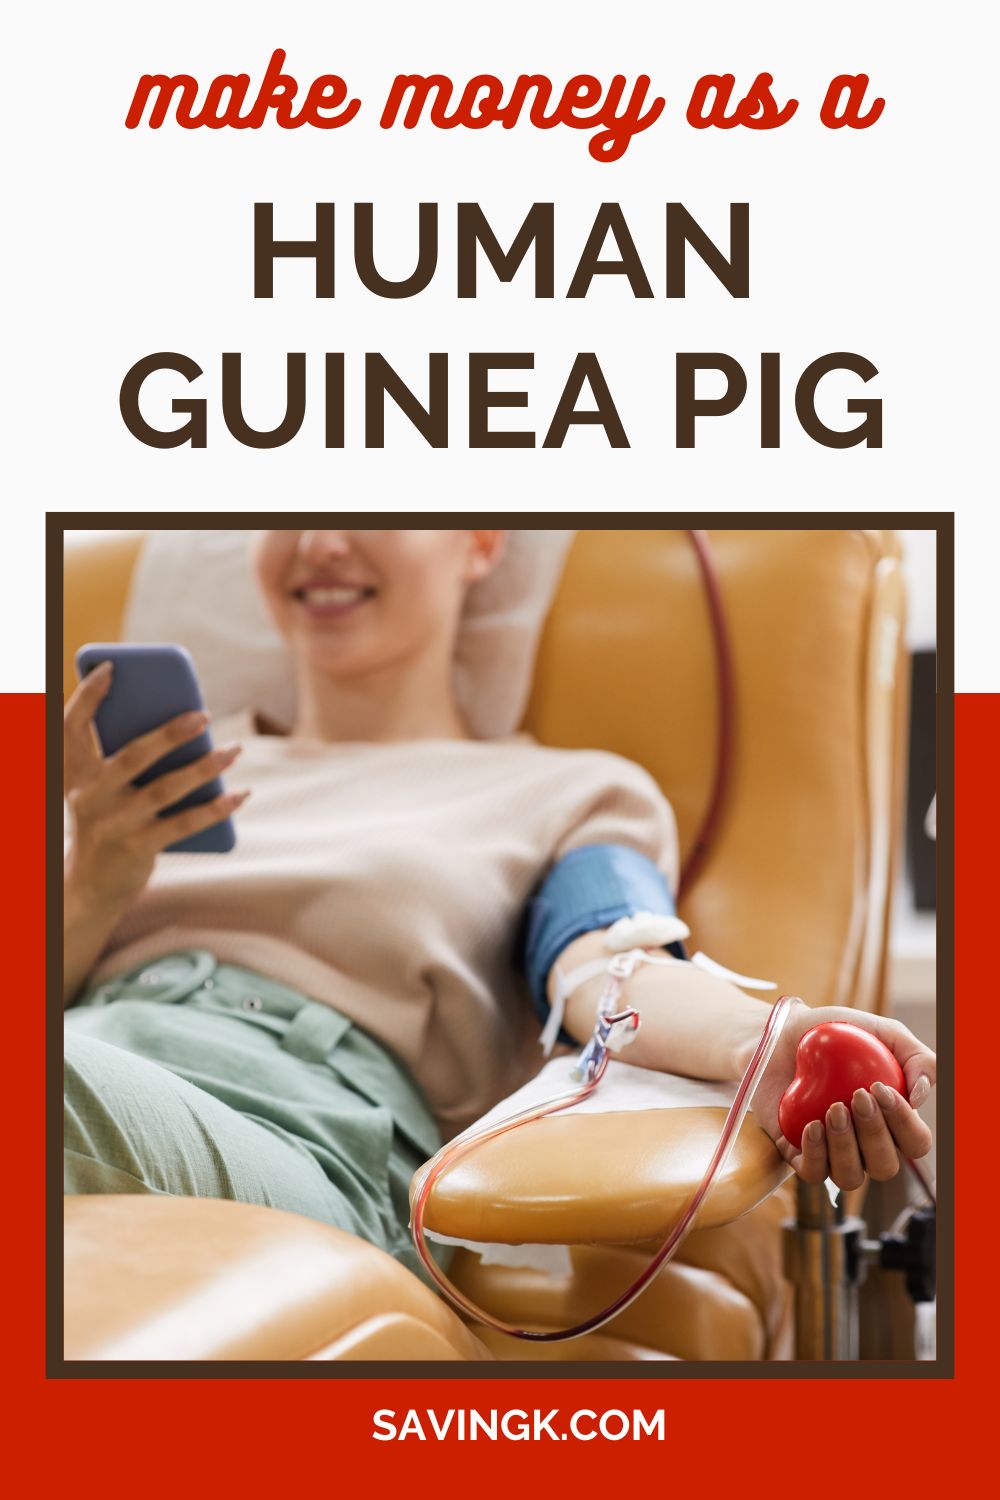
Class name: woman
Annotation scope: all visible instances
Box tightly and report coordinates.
[64,529,936,1290]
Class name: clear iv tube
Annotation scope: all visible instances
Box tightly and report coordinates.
[906,1152,936,1208]
[410,993,798,1342]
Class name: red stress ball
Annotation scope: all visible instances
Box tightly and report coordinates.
[778,1023,906,1150]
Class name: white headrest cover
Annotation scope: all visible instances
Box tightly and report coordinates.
[122,530,575,739]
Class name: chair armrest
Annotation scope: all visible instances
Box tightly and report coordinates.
[412,1105,791,1246]
[64,1196,493,1361]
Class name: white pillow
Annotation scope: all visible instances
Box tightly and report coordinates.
[122,529,575,739]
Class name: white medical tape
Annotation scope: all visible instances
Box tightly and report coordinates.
[541,957,608,1056]
[541,949,677,1057]
[603,911,691,951]
[689,952,778,990]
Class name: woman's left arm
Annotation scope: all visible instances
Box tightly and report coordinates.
[551,928,936,1189]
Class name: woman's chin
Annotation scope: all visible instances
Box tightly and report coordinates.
[295,634,377,678]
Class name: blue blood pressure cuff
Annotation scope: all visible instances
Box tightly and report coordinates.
[518,843,687,1046]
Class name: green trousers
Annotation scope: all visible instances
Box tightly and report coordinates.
[64,949,450,1287]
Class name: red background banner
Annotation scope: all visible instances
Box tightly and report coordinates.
[12,689,978,1490]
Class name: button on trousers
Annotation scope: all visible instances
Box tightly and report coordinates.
[64,950,451,1287]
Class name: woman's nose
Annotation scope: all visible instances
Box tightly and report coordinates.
[298,531,355,564]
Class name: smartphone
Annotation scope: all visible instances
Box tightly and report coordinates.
[75,643,236,854]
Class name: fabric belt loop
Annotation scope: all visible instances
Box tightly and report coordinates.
[280,1003,352,1065]
[126,950,219,1005]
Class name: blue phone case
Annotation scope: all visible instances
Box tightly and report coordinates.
[75,643,236,854]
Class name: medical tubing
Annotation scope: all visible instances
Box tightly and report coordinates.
[410,993,797,1342]
[672,536,935,1204]
[679,528,736,899]
[905,1153,936,1208]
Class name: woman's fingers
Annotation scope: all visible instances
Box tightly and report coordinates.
[133,744,243,818]
[143,787,250,853]
[879,1017,936,1106]
[766,1010,936,1189]
[779,1087,933,1191]
[103,710,211,792]
[64,662,113,783]
[897,1047,936,1108]
[795,1120,829,1184]
[869,1082,933,1159]
[774,1121,828,1183]
[908,1074,933,1108]
[825,1011,936,1113]
[906,1061,936,1109]
[824,1102,866,1190]
[849,1089,900,1179]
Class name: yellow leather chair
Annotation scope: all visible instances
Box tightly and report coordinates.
[61,528,908,1362]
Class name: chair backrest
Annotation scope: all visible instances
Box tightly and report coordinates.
[522,529,908,1012]
[63,528,908,1013]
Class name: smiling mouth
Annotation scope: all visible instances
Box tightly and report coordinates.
[291,584,377,619]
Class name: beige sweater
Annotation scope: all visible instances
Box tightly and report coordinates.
[90,708,679,1138]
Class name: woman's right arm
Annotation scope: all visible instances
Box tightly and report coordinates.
[63,661,249,1008]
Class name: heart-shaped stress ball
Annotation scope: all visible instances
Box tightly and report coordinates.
[777,1023,905,1150]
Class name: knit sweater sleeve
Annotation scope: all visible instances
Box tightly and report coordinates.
[549,751,681,897]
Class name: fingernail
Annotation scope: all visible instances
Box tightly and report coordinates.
[230,789,251,806]
[827,1102,850,1132]
[218,743,243,761]
[182,710,209,732]
[872,1081,898,1110]
[910,1075,930,1107]
[852,1089,876,1119]
[95,660,113,678]
[805,1120,824,1145]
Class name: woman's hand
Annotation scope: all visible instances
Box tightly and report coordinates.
[64,660,249,917]
[748,998,936,1190]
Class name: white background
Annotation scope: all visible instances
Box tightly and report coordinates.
[6,2,989,688]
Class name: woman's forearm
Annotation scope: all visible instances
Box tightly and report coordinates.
[63,869,126,1009]
[551,928,773,1081]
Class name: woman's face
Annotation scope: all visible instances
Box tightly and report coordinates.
[251,529,504,678]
